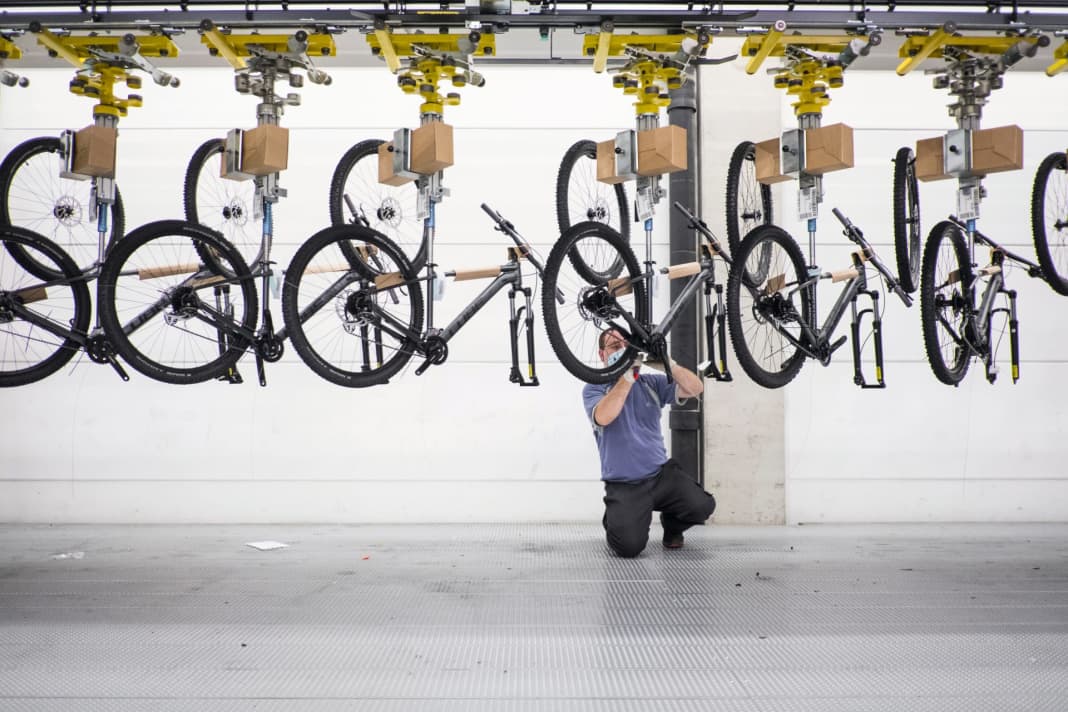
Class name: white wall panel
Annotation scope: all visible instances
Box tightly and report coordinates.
[2,59,1066,524]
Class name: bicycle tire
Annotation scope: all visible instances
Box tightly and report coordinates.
[919,221,972,385]
[1030,151,1068,296]
[328,139,425,269]
[0,224,91,386]
[555,139,631,283]
[541,221,647,384]
[0,136,125,279]
[97,219,258,384]
[892,146,922,294]
[725,141,774,284]
[183,137,263,275]
[725,224,811,389]
[282,223,423,388]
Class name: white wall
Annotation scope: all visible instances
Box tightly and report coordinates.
[2,55,1067,524]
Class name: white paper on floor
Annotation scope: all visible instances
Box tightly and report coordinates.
[50,551,85,560]
[245,541,289,551]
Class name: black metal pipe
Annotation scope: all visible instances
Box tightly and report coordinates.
[667,75,702,486]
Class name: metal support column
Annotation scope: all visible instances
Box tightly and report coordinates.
[667,76,703,484]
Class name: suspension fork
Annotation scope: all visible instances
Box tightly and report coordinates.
[642,217,656,319]
[701,278,731,381]
[507,278,539,387]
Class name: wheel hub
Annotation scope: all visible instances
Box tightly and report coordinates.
[377,197,403,228]
[755,292,794,324]
[578,285,622,323]
[586,198,612,224]
[337,288,376,334]
[222,200,248,226]
[163,287,200,326]
[52,196,82,227]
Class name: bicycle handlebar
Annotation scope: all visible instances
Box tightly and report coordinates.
[831,207,913,307]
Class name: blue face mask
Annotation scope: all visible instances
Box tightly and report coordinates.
[605,348,625,367]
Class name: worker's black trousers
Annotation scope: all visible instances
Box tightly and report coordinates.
[601,459,717,558]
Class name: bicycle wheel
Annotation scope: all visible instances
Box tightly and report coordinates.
[328,139,424,266]
[282,224,423,388]
[183,138,262,274]
[0,136,125,278]
[97,220,258,385]
[0,224,90,386]
[893,146,922,294]
[725,224,811,389]
[1030,151,1068,296]
[541,221,647,384]
[725,141,774,283]
[919,221,973,385]
[556,139,631,283]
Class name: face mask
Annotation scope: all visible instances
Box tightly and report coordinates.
[605,348,625,367]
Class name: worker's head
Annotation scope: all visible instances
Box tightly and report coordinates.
[598,328,627,366]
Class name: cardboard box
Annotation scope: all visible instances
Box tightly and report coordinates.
[409,121,453,174]
[596,139,629,185]
[72,125,117,178]
[972,124,1024,175]
[378,141,415,186]
[754,137,792,184]
[915,135,952,182]
[803,123,854,175]
[241,124,289,175]
[636,125,687,176]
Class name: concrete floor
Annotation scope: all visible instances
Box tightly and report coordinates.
[1,522,1067,711]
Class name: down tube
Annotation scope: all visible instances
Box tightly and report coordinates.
[653,270,711,340]
[439,271,517,343]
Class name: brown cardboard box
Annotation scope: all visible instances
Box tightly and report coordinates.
[241,124,289,175]
[804,123,854,174]
[754,137,791,184]
[972,124,1024,175]
[915,136,952,182]
[72,125,117,178]
[410,121,453,174]
[596,139,629,184]
[636,125,687,176]
[378,141,415,186]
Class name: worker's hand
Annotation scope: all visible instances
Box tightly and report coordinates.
[621,360,641,384]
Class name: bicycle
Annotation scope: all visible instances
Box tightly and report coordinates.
[97,24,334,386]
[0,26,180,385]
[727,208,912,389]
[281,203,546,388]
[900,29,1055,385]
[540,201,734,385]
[725,26,911,389]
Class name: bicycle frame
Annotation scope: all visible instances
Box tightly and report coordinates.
[349,241,540,386]
[604,202,734,383]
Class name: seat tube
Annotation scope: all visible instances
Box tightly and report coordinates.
[425,201,436,330]
[808,217,819,323]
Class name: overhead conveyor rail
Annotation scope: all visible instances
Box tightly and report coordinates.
[2,1,1068,38]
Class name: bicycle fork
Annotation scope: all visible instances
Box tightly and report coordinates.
[984,287,1020,384]
[849,288,885,389]
[700,280,731,382]
[507,285,539,387]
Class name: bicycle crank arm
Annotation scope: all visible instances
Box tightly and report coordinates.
[105,351,130,382]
